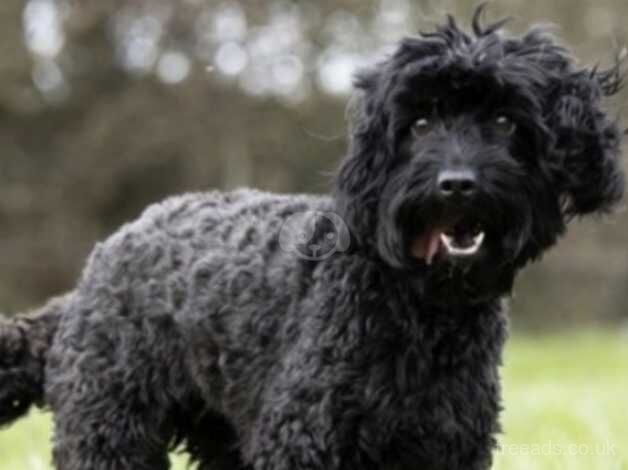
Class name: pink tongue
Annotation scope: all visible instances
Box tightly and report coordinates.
[425,229,442,265]
[411,229,442,265]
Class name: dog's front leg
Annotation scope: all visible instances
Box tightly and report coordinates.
[241,341,366,470]
[246,384,344,470]
[241,268,385,470]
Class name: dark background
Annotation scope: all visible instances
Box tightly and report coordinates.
[0,0,626,330]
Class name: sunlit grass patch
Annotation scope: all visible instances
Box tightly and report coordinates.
[494,331,628,470]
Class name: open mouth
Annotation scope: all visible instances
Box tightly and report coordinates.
[411,217,486,265]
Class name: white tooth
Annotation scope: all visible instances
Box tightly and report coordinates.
[440,232,485,256]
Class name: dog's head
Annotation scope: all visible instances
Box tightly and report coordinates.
[335,8,624,302]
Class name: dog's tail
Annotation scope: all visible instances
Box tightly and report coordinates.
[0,293,70,426]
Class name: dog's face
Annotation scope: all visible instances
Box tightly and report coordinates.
[335,11,624,303]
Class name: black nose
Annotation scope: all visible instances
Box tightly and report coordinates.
[437,170,477,198]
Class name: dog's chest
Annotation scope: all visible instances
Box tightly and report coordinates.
[350,308,504,467]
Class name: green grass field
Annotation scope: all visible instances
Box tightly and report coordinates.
[1,330,626,470]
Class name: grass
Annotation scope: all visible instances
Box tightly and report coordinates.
[1,330,626,470]
[494,330,628,470]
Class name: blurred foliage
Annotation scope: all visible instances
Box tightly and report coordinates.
[0,0,626,329]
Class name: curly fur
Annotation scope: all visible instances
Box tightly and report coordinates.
[0,295,67,426]
[0,8,624,470]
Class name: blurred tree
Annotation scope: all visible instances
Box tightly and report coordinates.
[0,0,626,329]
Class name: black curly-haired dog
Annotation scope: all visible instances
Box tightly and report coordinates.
[0,9,624,470]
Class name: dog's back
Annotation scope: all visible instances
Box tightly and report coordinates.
[1,189,342,466]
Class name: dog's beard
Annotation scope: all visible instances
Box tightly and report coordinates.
[405,216,521,304]
[375,177,534,302]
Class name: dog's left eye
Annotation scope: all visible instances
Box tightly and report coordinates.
[412,117,433,137]
[493,115,516,136]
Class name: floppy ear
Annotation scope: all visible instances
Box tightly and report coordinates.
[334,66,393,240]
[545,64,625,216]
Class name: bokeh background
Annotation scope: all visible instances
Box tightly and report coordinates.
[0,0,627,469]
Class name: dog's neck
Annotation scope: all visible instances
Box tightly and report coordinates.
[332,250,513,316]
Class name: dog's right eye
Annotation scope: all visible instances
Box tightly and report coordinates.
[412,117,433,137]
[493,115,516,136]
